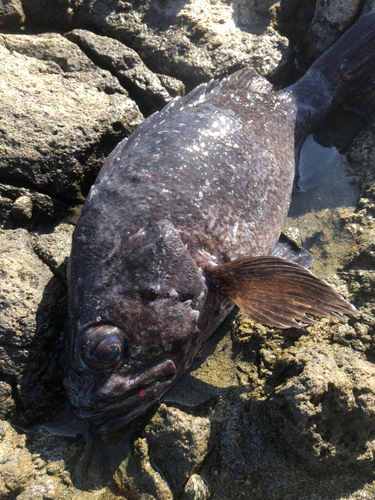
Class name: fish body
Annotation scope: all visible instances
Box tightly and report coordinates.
[64,14,375,437]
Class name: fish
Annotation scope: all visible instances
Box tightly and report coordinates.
[63,13,375,438]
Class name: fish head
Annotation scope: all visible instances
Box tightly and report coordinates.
[63,219,209,437]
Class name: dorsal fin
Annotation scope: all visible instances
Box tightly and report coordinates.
[219,67,274,93]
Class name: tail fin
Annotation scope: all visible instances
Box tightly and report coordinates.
[288,12,375,146]
[309,12,375,105]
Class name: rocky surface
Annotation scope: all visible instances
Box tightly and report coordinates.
[1,0,375,499]
[19,0,292,87]
[304,0,363,60]
[65,29,185,117]
[0,224,74,426]
[0,32,143,203]
[0,0,24,29]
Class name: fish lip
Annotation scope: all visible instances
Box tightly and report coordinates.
[72,359,176,426]
[90,378,175,437]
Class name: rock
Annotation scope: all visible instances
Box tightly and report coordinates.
[184,474,210,500]
[19,0,74,32]
[20,0,291,88]
[114,398,228,498]
[79,0,291,86]
[2,183,73,226]
[0,32,143,203]
[0,228,68,424]
[267,343,375,474]
[305,0,363,60]
[362,1,375,17]
[0,0,24,30]
[32,223,73,280]
[273,0,316,50]
[65,29,185,116]
[0,382,15,420]
[0,183,74,226]
[0,419,85,499]
[11,195,33,221]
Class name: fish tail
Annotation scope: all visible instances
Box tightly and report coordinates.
[310,11,375,105]
[289,12,375,144]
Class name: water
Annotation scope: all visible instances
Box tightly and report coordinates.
[286,135,359,277]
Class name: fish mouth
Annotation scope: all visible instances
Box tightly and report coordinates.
[72,359,177,435]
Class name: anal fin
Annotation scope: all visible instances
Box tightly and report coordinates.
[206,256,357,329]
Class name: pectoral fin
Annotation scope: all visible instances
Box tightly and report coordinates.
[206,256,357,329]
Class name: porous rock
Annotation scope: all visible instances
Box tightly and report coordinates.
[0,183,70,226]
[267,343,375,474]
[65,29,185,116]
[114,398,228,498]
[0,419,85,499]
[0,32,143,202]
[21,0,291,88]
[0,228,67,424]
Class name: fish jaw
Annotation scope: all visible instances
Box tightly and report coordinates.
[64,359,177,435]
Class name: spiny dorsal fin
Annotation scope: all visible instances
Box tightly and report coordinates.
[206,256,357,329]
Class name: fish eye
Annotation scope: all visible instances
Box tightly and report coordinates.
[81,325,128,370]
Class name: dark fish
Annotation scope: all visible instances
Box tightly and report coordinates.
[64,14,375,437]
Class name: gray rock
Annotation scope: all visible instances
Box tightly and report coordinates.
[362,1,375,17]
[20,0,75,31]
[0,32,143,203]
[305,0,363,59]
[32,223,73,280]
[0,227,69,424]
[65,29,185,116]
[0,382,15,421]
[0,0,24,29]
[21,0,291,87]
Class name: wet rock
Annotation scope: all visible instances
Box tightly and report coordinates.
[267,343,375,474]
[0,228,67,424]
[0,0,24,30]
[184,474,210,500]
[0,32,143,203]
[65,29,185,116]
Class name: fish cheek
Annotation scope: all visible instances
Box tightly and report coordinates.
[156,299,201,370]
[116,298,199,372]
